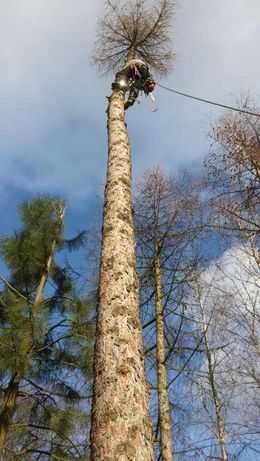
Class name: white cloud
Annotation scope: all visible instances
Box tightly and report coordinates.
[201,245,259,311]
[0,1,260,200]
[188,244,260,452]
[0,0,106,198]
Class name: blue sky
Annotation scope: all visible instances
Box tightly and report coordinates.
[1,0,260,237]
[0,3,259,458]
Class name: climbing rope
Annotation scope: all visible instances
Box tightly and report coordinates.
[157,83,260,118]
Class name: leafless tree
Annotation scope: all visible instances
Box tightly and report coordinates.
[94,0,174,73]
[135,167,202,460]
[205,104,260,265]
[183,246,260,460]
[190,279,229,461]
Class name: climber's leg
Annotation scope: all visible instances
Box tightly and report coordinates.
[124,88,139,110]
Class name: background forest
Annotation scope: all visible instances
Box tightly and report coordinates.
[0,1,259,460]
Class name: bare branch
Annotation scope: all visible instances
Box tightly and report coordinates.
[93,0,175,74]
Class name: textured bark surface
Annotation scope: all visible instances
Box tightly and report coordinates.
[154,254,173,461]
[90,89,154,461]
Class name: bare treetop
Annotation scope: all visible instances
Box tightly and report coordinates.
[94,0,174,74]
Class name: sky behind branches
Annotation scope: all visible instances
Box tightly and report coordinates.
[1,0,260,233]
[0,4,259,457]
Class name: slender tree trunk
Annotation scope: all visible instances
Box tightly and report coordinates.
[33,240,57,310]
[154,253,173,461]
[33,205,65,313]
[90,86,154,460]
[203,327,228,461]
[0,207,64,454]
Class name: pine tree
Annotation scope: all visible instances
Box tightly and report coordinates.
[91,1,174,459]
[0,197,93,460]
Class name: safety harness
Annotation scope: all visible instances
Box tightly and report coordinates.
[112,59,156,109]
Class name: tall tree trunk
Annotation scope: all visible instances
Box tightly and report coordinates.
[0,207,64,454]
[90,86,154,460]
[203,324,228,461]
[154,253,173,461]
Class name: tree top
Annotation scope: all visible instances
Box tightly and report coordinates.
[94,0,175,75]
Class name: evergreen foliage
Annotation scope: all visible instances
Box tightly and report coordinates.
[0,197,93,460]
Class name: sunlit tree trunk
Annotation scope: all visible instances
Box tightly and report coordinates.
[154,251,173,461]
[90,85,154,460]
[33,205,65,311]
[91,0,174,453]
[33,239,57,310]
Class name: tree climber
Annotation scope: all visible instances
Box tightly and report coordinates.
[112,58,156,110]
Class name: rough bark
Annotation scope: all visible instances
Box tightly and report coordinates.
[154,253,173,461]
[90,88,154,461]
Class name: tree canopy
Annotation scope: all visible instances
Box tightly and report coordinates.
[94,0,175,73]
